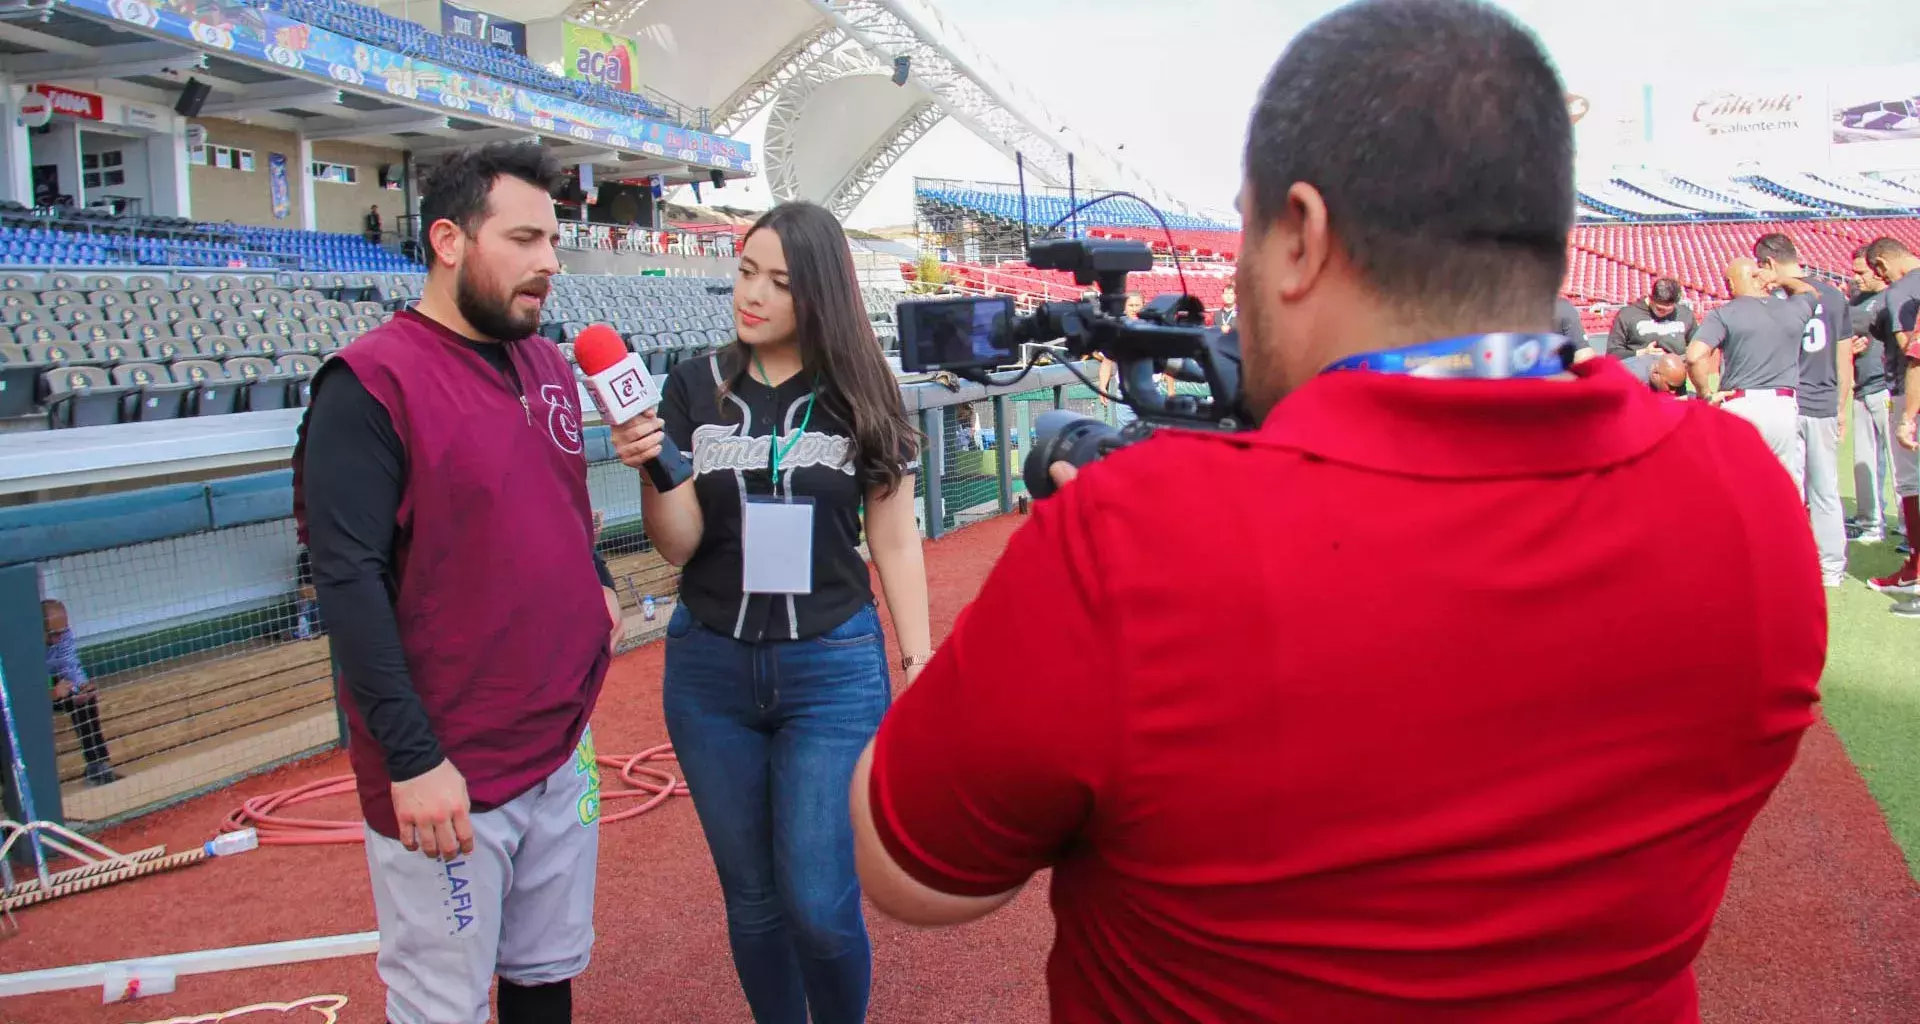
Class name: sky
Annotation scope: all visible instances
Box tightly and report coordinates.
[681,0,1920,229]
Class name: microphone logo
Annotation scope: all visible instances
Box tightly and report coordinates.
[610,367,645,403]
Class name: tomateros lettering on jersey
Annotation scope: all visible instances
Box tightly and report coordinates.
[690,421,857,477]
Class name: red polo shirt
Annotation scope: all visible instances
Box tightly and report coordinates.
[868,357,1823,1023]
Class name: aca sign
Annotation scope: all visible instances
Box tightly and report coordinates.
[561,23,638,94]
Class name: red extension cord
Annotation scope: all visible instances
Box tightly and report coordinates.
[220,744,687,845]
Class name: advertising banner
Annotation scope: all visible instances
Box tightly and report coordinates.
[441,1,525,56]
[1650,76,1830,168]
[69,0,752,173]
[1568,83,1650,168]
[268,152,290,220]
[32,85,104,121]
[1826,65,1920,170]
[561,22,639,94]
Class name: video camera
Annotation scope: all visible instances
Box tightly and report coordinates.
[894,237,1253,499]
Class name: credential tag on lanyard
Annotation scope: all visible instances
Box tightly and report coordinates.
[1324,333,1569,379]
[742,494,814,595]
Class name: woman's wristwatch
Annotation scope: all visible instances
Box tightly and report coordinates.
[901,653,929,673]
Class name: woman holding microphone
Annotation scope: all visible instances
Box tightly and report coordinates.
[611,201,930,1024]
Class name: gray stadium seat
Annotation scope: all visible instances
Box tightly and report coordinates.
[43,365,129,428]
[74,322,125,344]
[86,339,136,364]
[0,343,40,418]
[172,359,243,417]
[127,322,168,345]
[113,362,191,421]
[142,337,189,363]
[226,356,289,411]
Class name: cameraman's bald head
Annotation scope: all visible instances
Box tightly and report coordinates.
[1235,0,1572,416]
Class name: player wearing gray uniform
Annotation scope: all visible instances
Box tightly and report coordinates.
[1754,234,1852,587]
[1687,258,1805,488]
[1863,236,1920,605]
[1850,251,1894,543]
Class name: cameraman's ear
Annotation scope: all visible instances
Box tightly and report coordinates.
[1267,182,1331,303]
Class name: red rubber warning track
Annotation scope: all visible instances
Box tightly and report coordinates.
[2,514,1915,1023]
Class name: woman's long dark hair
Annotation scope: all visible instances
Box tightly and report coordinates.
[718,201,918,496]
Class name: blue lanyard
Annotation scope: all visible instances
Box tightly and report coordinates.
[1324,333,1570,379]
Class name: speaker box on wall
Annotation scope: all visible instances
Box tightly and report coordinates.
[175,78,211,117]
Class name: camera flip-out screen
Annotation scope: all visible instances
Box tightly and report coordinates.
[897,295,1018,373]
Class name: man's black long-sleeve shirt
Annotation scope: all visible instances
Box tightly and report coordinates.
[302,339,614,783]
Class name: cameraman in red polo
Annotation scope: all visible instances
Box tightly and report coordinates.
[848,2,1824,1022]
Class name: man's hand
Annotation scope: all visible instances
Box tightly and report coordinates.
[604,586,624,653]
[1899,416,1918,452]
[612,410,668,474]
[1852,336,1870,357]
[1048,462,1079,489]
[50,679,72,702]
[1708,391,1728,406]
[1637,343,1661,357]
[390,759,474,861]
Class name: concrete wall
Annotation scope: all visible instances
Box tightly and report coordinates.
[186,119,296,227]
[187,119,405,233]
[309,140,408,237]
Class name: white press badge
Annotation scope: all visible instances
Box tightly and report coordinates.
[742,494,815,594]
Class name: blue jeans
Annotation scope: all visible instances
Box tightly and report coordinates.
[663,602,892,1024]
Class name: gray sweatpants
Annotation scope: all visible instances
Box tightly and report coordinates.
[1797,415,1847,580]
[1722,391,1802,491]
[365,729,602,1024]
[1854,390,1893,530]
[1894,392,1920,499]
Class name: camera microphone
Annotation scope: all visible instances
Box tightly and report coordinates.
[573,324,692,492]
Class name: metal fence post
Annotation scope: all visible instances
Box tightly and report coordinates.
[920,406,944,540]
[991,395,1012,513]
[1015,397,1033,500]
[1052,384,1065,410]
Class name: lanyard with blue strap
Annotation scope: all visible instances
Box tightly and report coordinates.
[1324,333,1572,379]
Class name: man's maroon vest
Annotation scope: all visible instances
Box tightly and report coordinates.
[295,310,610,839]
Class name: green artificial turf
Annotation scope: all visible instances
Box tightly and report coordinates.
[1823,426,1920,878]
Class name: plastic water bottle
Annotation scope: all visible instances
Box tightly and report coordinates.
[204,828,258,858]
[642,595,657,621]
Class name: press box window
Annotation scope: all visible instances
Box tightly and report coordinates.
[310,162,358,185]
[191,145,255,171]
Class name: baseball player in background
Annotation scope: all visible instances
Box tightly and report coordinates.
[1862,236,1920,612]
[1850,248,1895,545]
[1754,234,1853,588]
[1686,258,1807,487]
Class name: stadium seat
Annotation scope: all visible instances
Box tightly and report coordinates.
[43,365,130,428]
[173,359,244,417]
[112,362,191,421]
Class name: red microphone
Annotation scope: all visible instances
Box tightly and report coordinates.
[574,325,691,491]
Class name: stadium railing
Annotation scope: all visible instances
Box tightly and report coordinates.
[0,363,1099,829]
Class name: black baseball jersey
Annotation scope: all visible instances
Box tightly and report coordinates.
[661,347,916,644]
[1872,271,1920,396]
[1852,291,1890,397]
[1793,280,1850,418]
